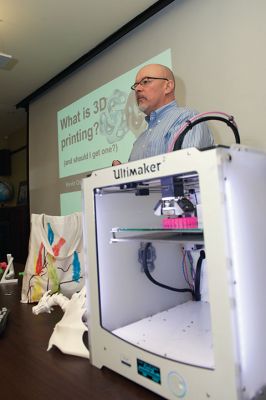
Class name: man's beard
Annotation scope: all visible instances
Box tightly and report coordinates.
[137,98,148,114]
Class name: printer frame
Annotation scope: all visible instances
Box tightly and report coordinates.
[82,146,266,400]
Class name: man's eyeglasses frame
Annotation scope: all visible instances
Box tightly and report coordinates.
[131,76,169,91]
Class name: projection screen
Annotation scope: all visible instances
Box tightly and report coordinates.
[27,0,266,215]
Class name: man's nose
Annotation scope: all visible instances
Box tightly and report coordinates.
[135,83,143,92]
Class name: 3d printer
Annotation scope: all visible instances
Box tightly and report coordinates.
[82,145,266,400]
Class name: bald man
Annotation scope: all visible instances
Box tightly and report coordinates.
[112,64,214,165]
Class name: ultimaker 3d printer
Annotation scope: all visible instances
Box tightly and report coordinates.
[82,146,266,400]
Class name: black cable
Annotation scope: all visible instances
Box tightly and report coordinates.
[173,115,240,151]
[142,243,193,294]
[194,250,206,301]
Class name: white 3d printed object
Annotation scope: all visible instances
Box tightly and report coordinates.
[32,287,89,359]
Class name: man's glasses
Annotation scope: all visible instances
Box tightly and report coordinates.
[131,76,169,91]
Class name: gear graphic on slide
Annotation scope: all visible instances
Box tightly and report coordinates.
[99,89,129,144]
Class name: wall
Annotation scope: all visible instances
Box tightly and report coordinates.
[0,126,27,207]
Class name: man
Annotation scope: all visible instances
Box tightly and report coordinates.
[112,64,214,165]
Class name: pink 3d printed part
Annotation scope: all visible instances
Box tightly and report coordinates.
[162,217,198,229]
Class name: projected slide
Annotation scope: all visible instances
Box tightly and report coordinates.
[58,49,172,214]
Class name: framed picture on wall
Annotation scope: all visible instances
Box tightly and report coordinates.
[17,181,28,205]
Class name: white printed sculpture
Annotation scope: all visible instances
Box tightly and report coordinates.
[32,287,90,359]
[0,254,18,284]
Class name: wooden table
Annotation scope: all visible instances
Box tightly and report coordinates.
[0,278,162,400]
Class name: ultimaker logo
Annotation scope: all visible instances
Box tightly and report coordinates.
[113,162,162,179]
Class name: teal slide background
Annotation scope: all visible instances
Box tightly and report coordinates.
[59,49,172,214]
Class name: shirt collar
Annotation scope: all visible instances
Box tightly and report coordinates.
[145,100,177,123]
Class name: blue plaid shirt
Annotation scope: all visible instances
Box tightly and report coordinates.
[129,101,214,161]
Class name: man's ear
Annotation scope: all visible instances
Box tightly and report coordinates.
[165,79,175,95]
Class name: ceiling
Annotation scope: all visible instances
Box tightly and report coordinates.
[0,0,159,140]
